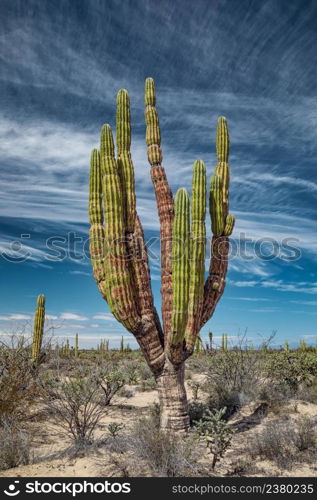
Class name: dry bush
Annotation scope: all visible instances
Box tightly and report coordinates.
[247,416,317,470]
[0,336,39,423]
[124,414,199,477]
[95,364,126,406]
[118,387,134,398]
[203,348,264,419]
[0,419,32,471]
[42,368,105,447]
[297,378,317,404]
[256,380,294,415]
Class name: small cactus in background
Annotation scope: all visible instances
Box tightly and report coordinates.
[75,333,79,357]
[284,340,289,352]
[209,332,213,350]
[120,336,124,352]
[221,333,228,351]
[88,78,235,431]
[195,336,203,353]
[31,294,45,362]
[299,339,307,351]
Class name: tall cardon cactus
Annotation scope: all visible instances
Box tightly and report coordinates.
[31,294,45,362]
[88,78,235,431]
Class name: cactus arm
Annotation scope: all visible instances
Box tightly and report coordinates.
[184,160,206,355]
[89,149,108,302]
[89,100,164,374]
[115,89,156,319]
[199,117,235,328]
[100,124,140,332]
[115,89,165,359]
[31,294,45,362]
[167,188,190,361]
[145,77,174,339]
[224,214,235,236]
[116,89,136,232]
[210,174,225,237]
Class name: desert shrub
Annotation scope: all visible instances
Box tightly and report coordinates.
[148,402,161,427]
[248,418,295,468]
[0,338,39,422]
[293,416,317,451]
[95,365,126,406]
[42,369,104,447]
[122,362,139,384]
[297,378,317,403]
[0,419,32,471]
[138,377,156,392]
[203,347,263,418]
[265,351,317,393]
[257,380,294,413]
[248,416,317,469]
[194,407,233,469]
[136,361,150,379]
[118,388,134,398]
[126,416,198,477]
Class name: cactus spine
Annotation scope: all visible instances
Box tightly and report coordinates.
[31,294,45,362]
[88,78,235,431]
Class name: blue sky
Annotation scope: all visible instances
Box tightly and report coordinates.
[0,0,316,349]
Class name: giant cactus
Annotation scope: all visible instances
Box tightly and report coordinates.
[88,78,235,431]
[31,294,45,362]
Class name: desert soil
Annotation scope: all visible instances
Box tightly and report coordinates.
[1,381,317,478]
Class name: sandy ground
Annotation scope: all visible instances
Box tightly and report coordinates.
[1,382,317,478]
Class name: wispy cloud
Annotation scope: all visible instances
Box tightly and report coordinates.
[290,300,317,306]
[228,297,271,302]
[92,314,116,321]
[60,313,88,321]
[229,278,317,294]
[0,314,31,321]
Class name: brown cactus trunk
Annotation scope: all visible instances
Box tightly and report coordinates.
[156,360,190,432]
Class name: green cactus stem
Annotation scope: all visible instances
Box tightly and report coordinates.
[116,89,136,232]
[210,174,224,237]
[170,188,190,346]
[31,294,45,362]
[75,333,79,357]
[120,335,124,352]
[184,160,206,353]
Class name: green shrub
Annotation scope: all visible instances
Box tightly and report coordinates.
[265,351,317,393]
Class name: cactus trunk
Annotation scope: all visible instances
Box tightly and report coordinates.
[156,360,189,432]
